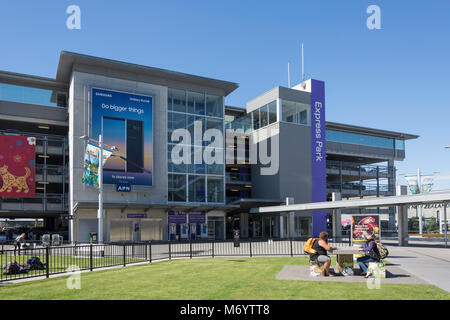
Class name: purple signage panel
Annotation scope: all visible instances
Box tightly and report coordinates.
[189,212,206,224]
[310,79,327,237]
[127,213,147,219]
[168,211,187,224]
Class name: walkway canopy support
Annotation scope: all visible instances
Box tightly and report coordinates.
[250,192,450,246]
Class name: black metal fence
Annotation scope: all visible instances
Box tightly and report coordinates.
[0,237,351,283]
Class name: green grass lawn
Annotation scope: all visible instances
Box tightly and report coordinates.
[1,257,449,300]
[0,253,144,280]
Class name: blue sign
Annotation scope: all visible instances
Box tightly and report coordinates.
[310,79,327,237]
[116,182,131,192]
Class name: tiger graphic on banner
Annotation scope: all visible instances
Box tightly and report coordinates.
[0,134,36,198]
[0,165,31,194]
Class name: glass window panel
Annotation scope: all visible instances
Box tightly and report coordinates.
[206,118,223,145]
[282,100,296,123]
[189,175,206,202]
[268,101,277,124]
[396,139,405,150]
[168,88,186,113]
[206,94,223,118]
[260,105,269,127]
[187,91,205,115]
[168,144,187,173]
[207,177,224,203]
[326,130,395,149]
[168,112,186,144]
[299,110,308,125]
[188,146,205,174]
[252,110,260,130]
[168,174,186,202]
[0,83,67,108]
[207,162,224,175]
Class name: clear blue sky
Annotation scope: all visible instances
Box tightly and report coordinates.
[1,0,449,190]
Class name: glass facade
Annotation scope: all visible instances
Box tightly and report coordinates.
[395,139,405,150]
[168,87,225,203]
[0,82,67,108]
[326,129,397,149]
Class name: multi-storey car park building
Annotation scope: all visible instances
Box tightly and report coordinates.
[0,52,418,242]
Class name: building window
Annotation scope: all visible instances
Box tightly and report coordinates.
[0,83,68,108]
[282,100,310,126]
[252,109,260,130]
[189,175,206,202]
[207,177,224,203]
[268,101,277,124]
[206,94,223,118]
[326,130,395,149]
[396,139,405,150]
[260,104,268,127]
[187,91,205,115]
[168,112,186,144]
[168,88,186,113]
[168,174,186,202]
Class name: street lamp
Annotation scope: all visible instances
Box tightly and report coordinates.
[80,134,118,244]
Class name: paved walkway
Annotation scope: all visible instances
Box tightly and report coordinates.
[384,244,450,292]
[276,265,428,285]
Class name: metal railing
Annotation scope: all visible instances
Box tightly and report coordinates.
[0,237,351,283]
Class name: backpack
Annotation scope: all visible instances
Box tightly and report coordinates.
[376,242,389,260]
[304,238,318,256]
[27,257,45,270]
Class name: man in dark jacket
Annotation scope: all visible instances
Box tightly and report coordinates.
[357,234,381,278]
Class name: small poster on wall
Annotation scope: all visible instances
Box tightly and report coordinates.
[351,215,380,244]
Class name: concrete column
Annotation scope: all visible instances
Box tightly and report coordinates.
[397,205,409,246]
[332,192,342,238]
[286,197,295,238]
[279,215,284,238]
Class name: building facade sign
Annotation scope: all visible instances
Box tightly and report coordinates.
[310,79,327,237]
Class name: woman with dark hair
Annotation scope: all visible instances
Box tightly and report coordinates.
[312,231,337,277]
[357,234,381,278]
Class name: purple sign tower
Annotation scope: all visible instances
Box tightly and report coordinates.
[310,79,327,237]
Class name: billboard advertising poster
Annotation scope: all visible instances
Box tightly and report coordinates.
[0,135,36,198]
[82,142,113,189]
[310,79,327,237]
[91,87,153,186]
[352,215,380,243]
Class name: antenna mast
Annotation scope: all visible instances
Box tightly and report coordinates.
[302,43,305,81]
[288,62,291,88]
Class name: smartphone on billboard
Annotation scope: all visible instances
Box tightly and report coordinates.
[126,119,144,173]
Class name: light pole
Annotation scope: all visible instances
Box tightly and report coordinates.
[80,134,117,244]
[445,146,449,246]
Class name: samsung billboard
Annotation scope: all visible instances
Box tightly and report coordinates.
[91,87,153,187]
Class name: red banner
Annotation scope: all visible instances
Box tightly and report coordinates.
[0,135,36,198]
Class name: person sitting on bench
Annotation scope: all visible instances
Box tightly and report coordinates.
[311,232,337,277]
[357,234,381,278]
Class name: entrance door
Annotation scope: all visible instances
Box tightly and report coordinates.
[110,219,132,242]
[140,219,163,240]
[207,217,225,240]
